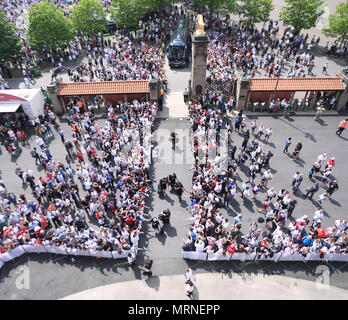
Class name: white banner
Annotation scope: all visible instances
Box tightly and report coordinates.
[305,253,326,261]
[21,245,47,253]
[66,248,90,256]
[279,253,305,261]
[207,252,231,261]
[327,253,348,261]
[244,252,256,261]
[0,251,14,262]
[44,246,58,254]
[93,251,113,259]
[255,252,282,261]
[53,247,68,255]
[182,251,207,260]
[112,250,131,259]
[10,246,25,259]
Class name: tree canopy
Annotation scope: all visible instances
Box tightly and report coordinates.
[27,0,74,52]
[279,0,325,34]
[237,0,274,25]
[71,0,107,35]
[0,12,22,63]
[194,0,236,21]
[323,2,348,45]
[109,0,147,30]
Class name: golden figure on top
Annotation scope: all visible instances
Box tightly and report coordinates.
[196,14,205,35]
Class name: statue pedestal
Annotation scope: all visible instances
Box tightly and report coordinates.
[190,33,209,98]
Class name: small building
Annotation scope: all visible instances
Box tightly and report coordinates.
[236,77,345,111]
[47,80,154,114]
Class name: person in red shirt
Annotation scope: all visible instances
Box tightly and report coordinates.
[76,150,84,162]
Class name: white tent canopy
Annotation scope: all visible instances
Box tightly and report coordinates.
[0,89,44,119]
[0,103,21,113]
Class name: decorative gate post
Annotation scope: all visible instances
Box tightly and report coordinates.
[190,14,209,98]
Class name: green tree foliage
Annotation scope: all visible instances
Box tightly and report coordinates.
[280,0,325,34]
[109,0,147,29]
[71,0,107,35]
[146,0,172,13]
[323,2,348,45]
[0,12,22,63]
[194,0,236,21]
[237,0,274,25]
[27,1,73,52]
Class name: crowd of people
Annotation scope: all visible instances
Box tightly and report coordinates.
[182,93,347,259]
[206,14,329,84]
[0,98,157,256]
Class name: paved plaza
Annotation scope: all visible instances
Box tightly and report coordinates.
[1,1,348,301]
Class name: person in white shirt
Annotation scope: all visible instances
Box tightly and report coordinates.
[185,268,192,284]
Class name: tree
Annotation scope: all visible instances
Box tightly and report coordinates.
[279,0,325,34]
[237,0,274,25]
[109,0,147,29]
[323,2,348,45]
[71,0,107,35]
[194,0,236,22]
[27,1,74,52]
[0,12,22,63]
[146,0,172,14]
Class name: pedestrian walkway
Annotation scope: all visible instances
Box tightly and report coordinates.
[61,272,348,300]
[158,59,190,119]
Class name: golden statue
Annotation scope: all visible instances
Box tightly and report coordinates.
[196,14,205,35]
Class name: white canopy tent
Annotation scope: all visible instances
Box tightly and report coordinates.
[0,89,45,119]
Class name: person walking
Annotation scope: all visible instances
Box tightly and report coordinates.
[283,137,292,153]
[327,180,339,197]
[314,105,325,121]
[30,147,41,165]
[186,280,194,298]
[304,182,319,199]
[322,62,328,74]
[185,268,192,284]
[292,142,302,160]
[183,88,189,104]
[336,119,348,136]
[58,127,65,143]
[142,259,153,278]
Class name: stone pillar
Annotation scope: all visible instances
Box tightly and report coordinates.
[235,72,250,111]
[336,71,348,111]
[46,78,65,115]
[149,78,159,102]
[191,32,209,98]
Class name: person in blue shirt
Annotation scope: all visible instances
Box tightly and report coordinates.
[283,137,292,153]
[302,235,313,247]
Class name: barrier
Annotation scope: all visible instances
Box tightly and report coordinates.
[255,252,282,262]
[93,250,113,259]
[112,250,131,259]
[305,253,327,261]
[230,253,246,261]
[279,253,305,261]
[0,251,14,262]
[207,252,231,261]
[243,252,256,261]
[44,246,58,254]
[182,251,208,260]
[22,245,47,253]
[327,253,348,262]
[53,247,68,255]
[9,246,25,259]
[66,248,90,256]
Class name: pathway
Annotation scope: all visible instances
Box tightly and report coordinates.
[61,272,348,300]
